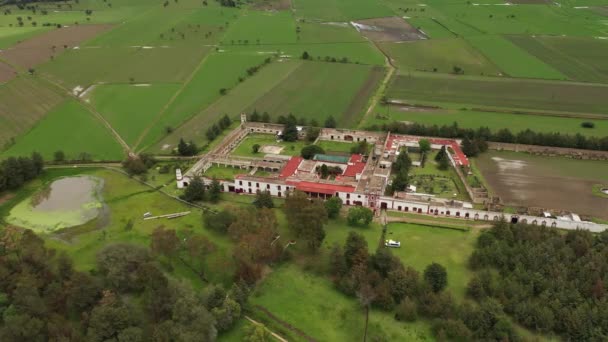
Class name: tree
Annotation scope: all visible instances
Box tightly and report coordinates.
[350,141,369,155]
[395,297,418,322]
[245,323,272,342]
[182,176,205,202]
[347,207,373,226]
[96,244,152,292]
[324,115,337,128]
[204,209,236,234]
[418,139,431,154]
[424,263,448,293]
[301,51,310,60]
[305,127,320,142]
[177,138,197,156]
[284,191,328,251]
[300,145,324,159]
[253,190,274,209]
[151,227,181,258]
[461,137,479,157]
[282,116,298,142]
[208,178,221,203]
[325,197,342,219]
[252,144,261,154]
[344,231,369,269]
[53,150,65,162]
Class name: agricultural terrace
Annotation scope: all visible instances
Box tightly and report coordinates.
[475,150,608,220]
[362,105,608,138]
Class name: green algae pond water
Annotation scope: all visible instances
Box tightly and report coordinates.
[7,176,104,232]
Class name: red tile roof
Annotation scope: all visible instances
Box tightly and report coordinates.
[279,157,303,178]
[287,180,356,194]
[342,154,366,177]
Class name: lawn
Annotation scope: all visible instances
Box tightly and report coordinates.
[292,0,395,21]
[0,76,65,149]
[364,106,608,138]
[246,61,384,127]
[148,59,303,154]
[466,35,566,80]
[250,264,432,341]
[232,134,310,157]
[385,223,480,300]
[387,74,608,116]
[136,52,268,151]
[316,140,355,153]
[410,151,470,201]
[379,38,502,76]
[89,83,180,146]
[508,35,608,83]
[1,99,124,161]
[203,166,249,181]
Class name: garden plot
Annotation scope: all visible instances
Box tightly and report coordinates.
[0,24,113,69]
[352,17,426,42]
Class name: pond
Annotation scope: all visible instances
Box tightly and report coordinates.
[7,176,105,232]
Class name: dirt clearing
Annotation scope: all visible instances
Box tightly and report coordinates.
[476,151,608,220]
[0,24,113,69]
[0,61,17,83]
[261,145,284,154]
[352,17,426,42]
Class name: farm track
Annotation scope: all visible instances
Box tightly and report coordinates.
[359,43,396,127]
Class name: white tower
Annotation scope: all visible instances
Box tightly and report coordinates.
[240,113,247,125]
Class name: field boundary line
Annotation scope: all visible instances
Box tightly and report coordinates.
[132,51,213,152]
[140,59,303,153]
[358,41,396,127]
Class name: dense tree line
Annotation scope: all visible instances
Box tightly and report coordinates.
[0,152,43,193]
[330,231,520,341]
[368,121,608,152]
[284,191,328,251]
[181,176,221,203]
[205,114,232,142]
[0,227,250,341]
[468,221,608,340]
[387,148,411,194]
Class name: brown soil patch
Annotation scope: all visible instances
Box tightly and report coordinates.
[0,193,15,206]
[352,17,426,42]
[476,152,608,220]
[252,0,291,11]
[593,6,608,16]
[0,24,113,69]
[0,61,17,83]
[343,66,385,123]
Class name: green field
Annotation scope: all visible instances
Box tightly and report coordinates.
[203,165,249,181]
[292,0,395,21]
[466,35,567,80]
[40,46,209,89]
[316,140,355,153]
[365,106,608,137]
[508,35,608,83]
[150,60,303,153]
[387,74,608,115]
[89,83,180,146]
[0,27,48,49]
[222,11,297,45]
[136,52,268,151]
[247,61,384,127]
[381,38,501,76]
[0,76,65,149]
[1,100,124,161]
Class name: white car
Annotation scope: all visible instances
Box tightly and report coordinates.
[385,239,401,248]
